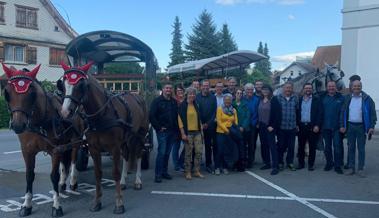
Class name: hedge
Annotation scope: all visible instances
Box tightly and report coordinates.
[0,96,10,129]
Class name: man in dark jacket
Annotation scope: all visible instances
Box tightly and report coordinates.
[196,80,217,173]
[321,81,345,174]
[340,80,376,177]
[296,83,322,171]
[149,82,179,183]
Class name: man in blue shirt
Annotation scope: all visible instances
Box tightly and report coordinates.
[340,80,376,177]
[244,83,259,168]
[321,81,344,174]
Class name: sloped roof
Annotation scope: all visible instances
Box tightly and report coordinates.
[312,45,341,70]
[277,61,315,77]
[167,50,267,74]
[40,0,78,38]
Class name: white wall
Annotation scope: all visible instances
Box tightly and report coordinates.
[1,0,72,44]
[0,0,73,81]
[279,65,306,85]
[342,0,379,117]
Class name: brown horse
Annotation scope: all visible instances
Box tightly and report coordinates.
[58,62,148,214]
[1,63,85,217]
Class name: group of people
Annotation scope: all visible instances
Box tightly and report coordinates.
[149,75,376,183]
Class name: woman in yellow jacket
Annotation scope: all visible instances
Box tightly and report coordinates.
[215,94,240,175]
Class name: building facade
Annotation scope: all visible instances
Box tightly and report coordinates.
[342,0,379,113]
[0,0,77,83]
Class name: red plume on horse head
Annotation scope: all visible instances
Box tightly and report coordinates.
[60,61,94,72]
[1,62,41,79]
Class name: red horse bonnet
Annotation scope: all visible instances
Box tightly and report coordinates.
[60,62,94,85]
[1,63,41,94]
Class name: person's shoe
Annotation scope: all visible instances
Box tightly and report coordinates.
[206,166,213,174]
[324,165,333,171]
[344,164,349,170]
[346,168,355,175]
[335,167,343,174]
[162,174,173,180]
[215,168,221,175]
[260,165,271,170]
[278,164,284,171]
[287,164,296,171]
[193,171,205,178]
[223,168,229,175]
[357,170,366,178]
[308,166,315,171]
[154,176,162,183]
[270,169,279,175]
[296,165,305,170]
[174,166,180,171]
[185,172,192,180]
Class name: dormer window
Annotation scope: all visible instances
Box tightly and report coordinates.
[54,26,59,32]
[0,2,5,24]
[15,5,38,29]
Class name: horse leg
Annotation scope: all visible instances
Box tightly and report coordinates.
[134,158,142,190]
[89,149,102,212]
[58,162,67,192]
[19,152,36,217]
[69,148,78,191]
[51,155,64,217]
[120,158,128,190]
[112,148,125,214]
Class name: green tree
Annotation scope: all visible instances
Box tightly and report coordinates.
[254,42,272,75]
[41,80,56,92]
[219,23,238,54]
[241,68,271,85]
[104,62,143,74]
[168,16,185,67]
[185,10,221,60]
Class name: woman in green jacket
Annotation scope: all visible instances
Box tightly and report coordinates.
[232,88,251,171]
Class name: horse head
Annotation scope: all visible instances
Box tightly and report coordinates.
[1,63,42,134]
[58,62,94,118]
[324,62,345,91]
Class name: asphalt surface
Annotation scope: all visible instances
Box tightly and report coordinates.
[0,129,379,218]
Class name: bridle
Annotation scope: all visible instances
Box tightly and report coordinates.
[6,75,49,134]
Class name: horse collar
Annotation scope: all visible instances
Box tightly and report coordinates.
[8,75,34,94]
[63,69,88,85]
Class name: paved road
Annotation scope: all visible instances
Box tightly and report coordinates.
[0,129,379,218]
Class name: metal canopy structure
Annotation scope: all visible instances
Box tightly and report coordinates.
[65,30,157,92]
[167,50,267,74]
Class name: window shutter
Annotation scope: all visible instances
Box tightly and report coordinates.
[0,42,4,61]
[26,46,37,64]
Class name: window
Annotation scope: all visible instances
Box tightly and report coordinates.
[4,44,25,62]
[0,2,5,24]
[123,83,130,91]
[131,82,138,91]
[15,5,38,29]
[49,47,67,65]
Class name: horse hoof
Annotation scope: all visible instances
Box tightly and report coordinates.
[59,184,66,192]
[19,206,32,217]
[70,183,78,191]
[121,184,127,190]
[134,183,142,190]
[89,202,102,212]
[113,205,125,214]
[51,206,63,217]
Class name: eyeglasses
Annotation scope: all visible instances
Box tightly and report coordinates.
[236,92,242,95]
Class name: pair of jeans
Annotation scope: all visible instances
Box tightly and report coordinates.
[203,128,217,168]
[278,129,296,165]
[347,123,366,170]
[258,123,278,168]
[322,129,343,168]
[216,133,238,169]
[229,125,246,169]
[246,127,259,166]
[297,123,319,167]
[172,140,184,169]
[155,130,178,177]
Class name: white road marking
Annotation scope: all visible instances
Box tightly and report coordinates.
[3,150,21,154]
[245,171,338,218]
[151,191,379,205]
